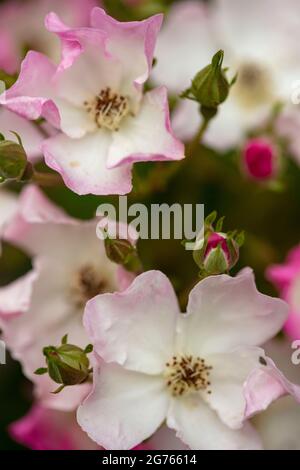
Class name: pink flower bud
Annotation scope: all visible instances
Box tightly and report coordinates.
[204,232,230,261]
[201,232,239,275]
[242,138,278,181]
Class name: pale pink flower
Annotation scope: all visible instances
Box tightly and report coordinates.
[267,245,300,340]
[10,405,100,450]
[0,8,184,195]
[77,269,299,450]
[146,339,300,450]
[152,0,300,150]
[9,404,152,450]
[253,338,300,450]
[0,185,135,410]
[0,0,98,74]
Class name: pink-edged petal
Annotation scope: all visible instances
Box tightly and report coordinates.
[0,269,37,319]
[183,269,288,356]
[107,87,185,168]
[244,357,300,420]
[43,131,133,195]
[204,347,267,429]
[9,405,99,450]
[0,51,60,128]
[77,360,168,450]
[91,7,163,85]
[45,12,142,112]
[167,396,262,450]
[0,108,44,162]
[83,270,179,375]
[152,1,216,92]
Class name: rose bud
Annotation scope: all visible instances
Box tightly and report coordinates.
[35,335,93,394]
[242,137,278,181]
[203,232,239,275]
[193,213,244,277]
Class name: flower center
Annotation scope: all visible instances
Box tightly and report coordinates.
[165,355,212,397]
[234,62,273,108]
[84,87,130,131]
[71,265,111,309]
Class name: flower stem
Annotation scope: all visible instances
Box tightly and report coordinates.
[32,170,64,187]
[186,118,211,157]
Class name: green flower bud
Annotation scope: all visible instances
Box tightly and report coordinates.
[35,335,93,393]
[0,134,28,182]
[193,213,244,277]
[181,51,234,112]
[105,235,142,273]
[191,50,229,107]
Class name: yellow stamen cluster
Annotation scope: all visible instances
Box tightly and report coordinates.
[165,355,213,397]
[84,87,130,131]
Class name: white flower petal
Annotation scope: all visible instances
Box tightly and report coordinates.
[77,361,168,450]
[204,347,266,429]
[43,131,133,195]
[107,87,184,169]
[167,395,262,450]
[183,269,287,356]
[83,271,180,375]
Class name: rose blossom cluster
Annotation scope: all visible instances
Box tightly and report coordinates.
[1,0,300,452]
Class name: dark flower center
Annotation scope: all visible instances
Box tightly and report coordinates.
[72,265,111,309]
[84,87,130,131]
[165,355,213,397]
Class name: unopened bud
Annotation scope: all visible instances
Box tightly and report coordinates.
[242,137,278,181]
[203,232,239,275]
[35,335,93,393]
[181,50,232,111]
[193,212,244,276]
[105,235,142,273]
[0,133,28,182]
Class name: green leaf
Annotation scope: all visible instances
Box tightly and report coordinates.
[235,231,245,247]
[205,211,217,226]
[216,216,225,232]
[61,334,68,345]
[84,344,93,354]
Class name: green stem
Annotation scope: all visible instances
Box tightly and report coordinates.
[186,118,210,157]
[32,170,64,187]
